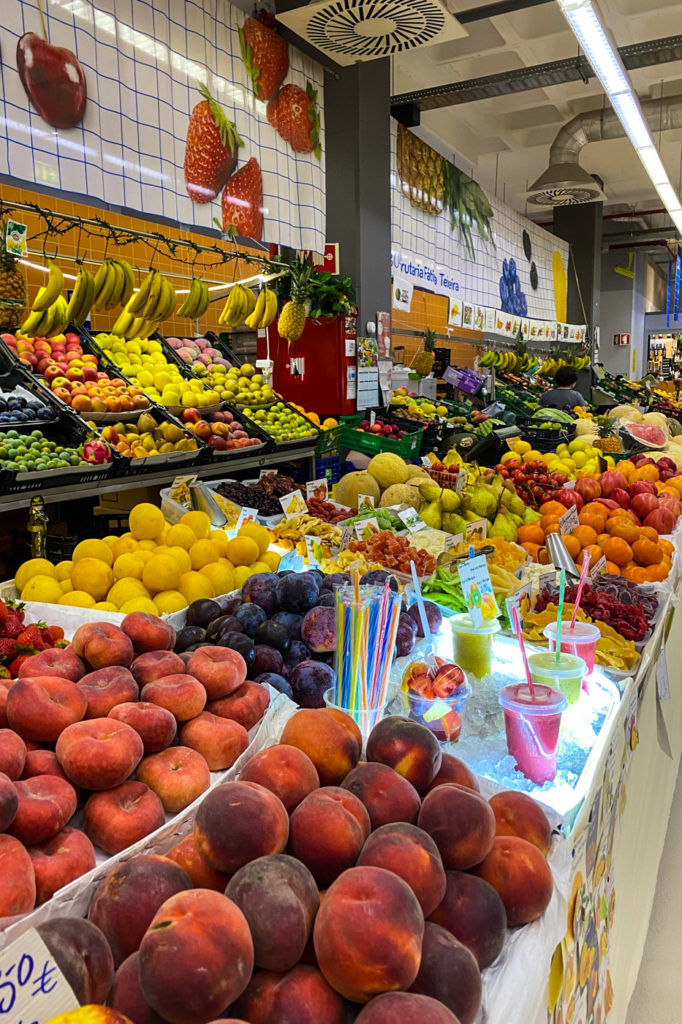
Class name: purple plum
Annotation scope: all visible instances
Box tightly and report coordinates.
[234,603,268,637]
[319,572,351,593]
[360,569,399,592]
[256,672,293,699]
[241,573,279,614]
[289,660,336,708]
[254,620,291,654]
[396,621,417,658]
[407,600,443,637]
[316,593,336,608]
[275,573,320,614]
[214,593,243,615]
[271,611,304,640]
[221,632,256,670]
[286,640,312,667]
[301,606,336,653]
[205,615,243,641]
[186,599,222,628]
[174,626,206,653]
[252,645,284,676]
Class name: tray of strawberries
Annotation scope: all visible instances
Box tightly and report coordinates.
[0,599,66,679]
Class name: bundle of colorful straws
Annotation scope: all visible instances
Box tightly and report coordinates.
[334,575,402,713]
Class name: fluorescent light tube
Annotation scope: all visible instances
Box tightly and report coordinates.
[609,93,653,149]
[637,146,670,186]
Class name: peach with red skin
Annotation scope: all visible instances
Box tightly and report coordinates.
[187,645,247,699]
[141,674,207,721]
[18,646,85,682]
[179,712,249,771]
[0,679,12,728]
[314,865,424,1003]
[207,680,269,730]
[21,748,72,785]
[131,651,185,686]
[471,835,554,926]
[37,916,114,1004]
[0,771,18,831]
[166,833,230,892]
[136,746,211,812]
[6,678,87,743]
[57,718,144,790]
[9,775,78,844]
[122,611,175,654]
[289,786,371,888]
[489,790,552,855]
[418,784,496,870]
[355,992,462,1024]
[0,833,35,916]
[424,752,480,794]
[239,744,319,813]
[410,923,482,1024]
[341,762,421,829]
[195,780,289,874]
[366,716,442,792]
[108,701,177,753]
[428,870,507,968]
[280,708,362,786]
[138,889,254,1024]
[89,854,193,965]
[78,667,139,719]
[233,965,347,1024]
[226,854,320,971]
[0,727,26,778]
[83,781,165,855]
[72,622,134,669]
[107,952,167,1024]
[29,826,96,904]
[357,822,446,916]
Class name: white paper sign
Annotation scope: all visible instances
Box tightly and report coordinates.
[0,929,79,1022]
[227,506,259,538]
[305,479,328,501]
[590,554,608,577]
[392,277,414,312]
[357,493,376,509]
[355,517,380,539]
[558,504,579,534]
[280,490,307,518]
[465,518,488,541]
[657,648,671,701]
[397,507,426,533]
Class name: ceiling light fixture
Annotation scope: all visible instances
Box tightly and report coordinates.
[557,0,682,237]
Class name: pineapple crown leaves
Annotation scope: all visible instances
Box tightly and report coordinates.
[422,328,437,352]
[197,83,243,152]
[306,81,322,161]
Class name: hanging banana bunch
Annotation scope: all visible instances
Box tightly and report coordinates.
[19,259,68,338]
[30,259,63,313]
[91,258,135,311]
[64,264,96,327]
[116,269,177,339]
[218,283,257,328]
[177,278,211,319]
[244,286,278,330]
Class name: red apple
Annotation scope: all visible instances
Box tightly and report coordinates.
[182,408,201,424]
[193,421,212,441]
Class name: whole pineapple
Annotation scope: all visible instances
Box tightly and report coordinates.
[278,258,314,348]
[0,233,27,331]
[412,327,437,377]
[594,416,623,453]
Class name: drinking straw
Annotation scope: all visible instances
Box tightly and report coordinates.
[555,568,566,665]
[570,550,591,628]
[511,605,535,697]
[469,544,475,559]
[410,561,438,672]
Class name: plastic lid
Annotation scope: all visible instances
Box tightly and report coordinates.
[527,651,587,680]
[543,621,601,642]
[499,682,568,715]
[450,612,501,637]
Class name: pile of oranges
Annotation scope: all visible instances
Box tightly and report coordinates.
[517,500,674,583]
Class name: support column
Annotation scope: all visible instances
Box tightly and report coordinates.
[554,202,603,389]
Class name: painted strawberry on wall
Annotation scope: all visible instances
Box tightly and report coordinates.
[239,11,289,102]
[221,158,263,241]
[184,83,243,204]
[267,83,322,159]
[17,26,87,130]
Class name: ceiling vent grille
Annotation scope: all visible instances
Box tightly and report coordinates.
[527,164,605,207]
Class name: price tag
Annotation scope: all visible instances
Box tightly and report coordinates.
[259,468,276,480]
[278,549,305,571]
[465,518,488,542]
[5,219,28,257]
[397,507,426,533]
[657,648,671,701]
[562,480,576,489]
[357,493,376,509]
[590,554,608,577]
[444,533,462,551]
[457,554,499,628]
[304,535,322,567]
[558,504,579,534]
[421,456,432,468]
[305,478,328,501]
[0,928,79,1021]
[370,410,376,427]
[505,582,531,626]
[339,525,354,549]
[455,472,468,493]
[280,490,307,518]
[171,473,197,491]
[538,569,556,594]
[227,506,259,539]
[354,517,379,540]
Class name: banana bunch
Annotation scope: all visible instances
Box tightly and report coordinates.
[569,355,591,370]
[477,349,497,368]
[92,258,135,312]
[111,270,178,339]
[218,284,256,328]
[245,287,278,330]
[19,295,69,338]
[177,278,211,319]
[31,259,64,313]
[538,357,564,377]
[64,264,96,327]
[520,353,538,372]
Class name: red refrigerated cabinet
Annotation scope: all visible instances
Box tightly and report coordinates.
[257,313,358,419]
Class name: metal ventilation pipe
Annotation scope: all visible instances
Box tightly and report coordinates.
[550,94,682,165]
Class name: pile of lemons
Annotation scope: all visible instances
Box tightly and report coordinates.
[15,503,279,614]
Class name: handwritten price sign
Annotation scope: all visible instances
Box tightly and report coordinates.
[0,929,78,1023]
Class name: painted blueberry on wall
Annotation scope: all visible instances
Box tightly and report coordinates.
[499,258,528,316]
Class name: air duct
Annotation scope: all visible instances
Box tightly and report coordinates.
[528,94,682,207]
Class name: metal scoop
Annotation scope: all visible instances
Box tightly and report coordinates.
[189,483,227,527]
[545,533,581,579]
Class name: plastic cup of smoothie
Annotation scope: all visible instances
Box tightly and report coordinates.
[527,651,586,706]
[499,682,568,784]
[450,613,501,679]
[543,621,600,679]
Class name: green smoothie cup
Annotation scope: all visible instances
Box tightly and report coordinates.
[450,613,501,679]
[527,651,586,705]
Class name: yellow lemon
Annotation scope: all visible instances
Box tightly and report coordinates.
[189,539,219,570]
[128,502,166,541]
[260,550,281,571]
[58,590,96,608]
[200,562,234,597]
[238,521,270,556]
[71,558,114,602]
[166,523,197,550]
[113,553,144,580]
[142,554,182,594]
[209,529,230,556]
[232,565,253,587]
[178,571,214,603]
[179,510,211,540]
[226,536,259,567]
[21,574,63,603]
[250,561,273,574]
[167,545,192,574]
[107,577,151,606]
[500,451,518,464]
[154,590,189,614]
[54,560,73,581]
[218,556,235,572]
[514,440,531,455]
[157,523,170,543]
[102,535,119,547]
[111,535,139,560]
[138,539,157,552]
[60,579,73,594]
[72,538,113,566]
[119,597,159,615]
[572,451,586,469]
[525,449,543,461]
[95,601,118,612]
[136,549,154,565]
[15,558,56,592]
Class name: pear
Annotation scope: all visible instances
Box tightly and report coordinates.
[443,512,468,536]
[462,509,481,523]
[419,483,444,503]
[488,511,517,542]
[421,499,443,530]
[522,507,543,525]
[137,412,157,434]
[508,492,527,517]
[469,485,498,520]
[441,490,461,513]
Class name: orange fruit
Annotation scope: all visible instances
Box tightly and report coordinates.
[631,537,662,566]
[659,538,674,555]
[538,547,549,565]
[623,566,647,583]
[661,555,673,573]
[618,461,636,483]
[605,519,640,544]
[561,534,581,559]
[642,564,668,582]
[602,537,633,567]
[517,524,545,546]
[540,500,568,518]
[544,522,561,535]
[597,533,610,546]
[520,542,542,562]
[639,526,659,543]
[573,525,598,548]
[635,465,659,482]
[582,502,608,520]
[540,515,561,533]
[578,513,606,532]
[582,544,603,569]
[605,561,621,575]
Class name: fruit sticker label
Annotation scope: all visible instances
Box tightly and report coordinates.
[0,928,79,1020]
[5,220,28,257]
[457,554,499,628]
[306,478,328,501]
[505,582,531,626]
[357,493,376,509]
[465,519,488,542]
[397,507,426,533]
[280,490,307,518]
[354,517,380,540]
[558,504,579,534]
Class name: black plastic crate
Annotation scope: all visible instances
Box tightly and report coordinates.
[105,404,212,478]
[205,331,244,368]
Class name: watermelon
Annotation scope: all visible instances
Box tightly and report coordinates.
[622,422,668,448]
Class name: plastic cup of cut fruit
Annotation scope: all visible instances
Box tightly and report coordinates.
[324,689,387,747]
[527,650,586,706]
[499,682,568,784]
[404,677,471,743]
[450,613,501,679]
[543,621,600,681]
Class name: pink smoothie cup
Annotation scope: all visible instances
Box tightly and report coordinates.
[499,682,568,785]
[543,621,600,677]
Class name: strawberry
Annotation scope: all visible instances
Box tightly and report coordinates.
[3,614,25,639]
[0,665,10,679]
[48,624,65,643]
[9,653,33,677]
[221,158,263,241]
[266,83,321,159]
[0,637,17,663]
[239,13,289,102]
[184,83,243,204]
[0,600,9,625]
[16,626,46,651]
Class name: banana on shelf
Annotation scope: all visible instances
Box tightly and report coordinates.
[125,269,177,326]
[272,514,343,548]
[177,278,211,319]
[19,294,69,338]
[478,350,539,373]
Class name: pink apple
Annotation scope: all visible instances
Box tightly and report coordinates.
[630,493,659,519]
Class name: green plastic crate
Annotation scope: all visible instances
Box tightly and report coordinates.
[339,415,424,458]
[316,424,344,455]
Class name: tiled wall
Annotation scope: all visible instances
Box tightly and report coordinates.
[392,287,479,369]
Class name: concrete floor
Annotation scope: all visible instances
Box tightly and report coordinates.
[626,762,682,1024]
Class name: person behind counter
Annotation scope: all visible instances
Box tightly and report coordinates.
[538,366,587,411]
